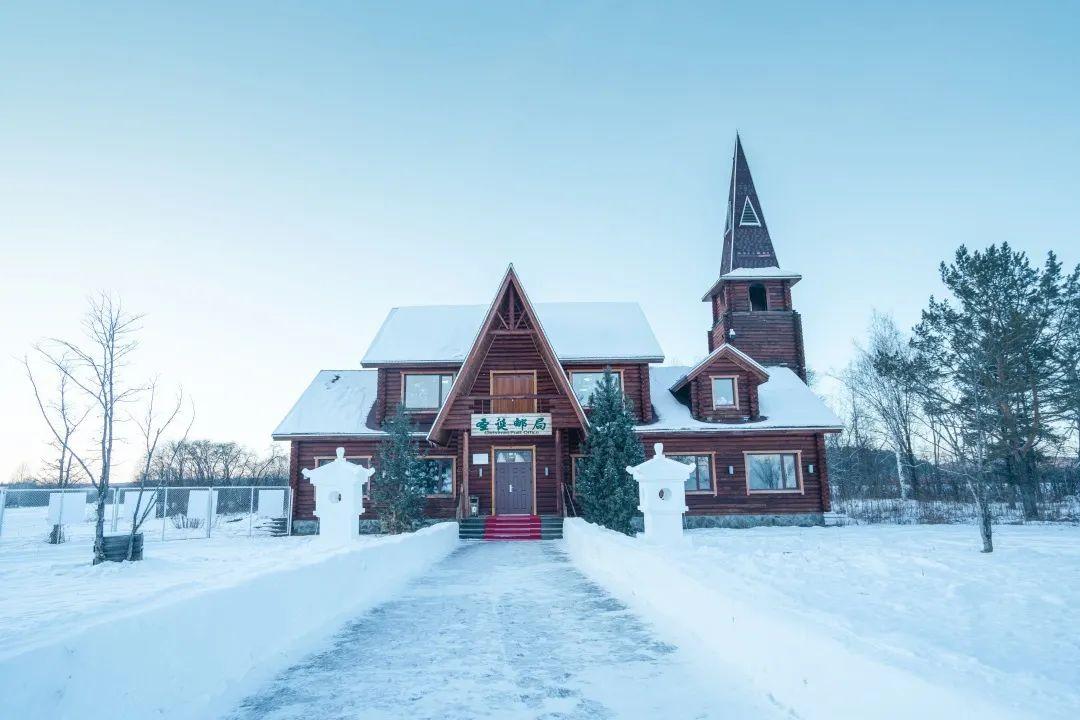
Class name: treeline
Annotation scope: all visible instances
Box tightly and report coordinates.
[828,244,1080,551]
[139,440,288,487]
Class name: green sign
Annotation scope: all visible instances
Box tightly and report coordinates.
[470,413,551,436]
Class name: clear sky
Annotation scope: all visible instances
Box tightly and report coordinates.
[1,1,1078,484]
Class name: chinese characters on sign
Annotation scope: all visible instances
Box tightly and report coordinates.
[470,413,552,436]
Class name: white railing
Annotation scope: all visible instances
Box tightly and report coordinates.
[0,485,292,544]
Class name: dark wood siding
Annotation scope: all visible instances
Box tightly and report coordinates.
[688,357,760,421]
[642,432,827,515]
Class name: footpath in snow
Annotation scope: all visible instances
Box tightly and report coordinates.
[225,541,786,720]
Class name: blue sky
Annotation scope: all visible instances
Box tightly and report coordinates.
[2,2,1078,482]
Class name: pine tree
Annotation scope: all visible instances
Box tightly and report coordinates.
[372,405,435,534]
[575,368,645,535]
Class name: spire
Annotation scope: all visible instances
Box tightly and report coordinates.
[720,135,779,273]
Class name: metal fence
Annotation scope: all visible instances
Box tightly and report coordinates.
[0,485,292,544]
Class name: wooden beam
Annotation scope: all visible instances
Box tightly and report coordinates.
[461,431,470,518]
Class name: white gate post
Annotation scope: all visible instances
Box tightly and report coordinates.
[161,488,169,541]
[0,487,7,538]
[205,487,213,539]
[626,443,693,545]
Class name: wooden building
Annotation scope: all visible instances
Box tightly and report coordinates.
[274,136,842,534]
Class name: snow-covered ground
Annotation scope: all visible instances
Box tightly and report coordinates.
[0,529,343,658]
[0,523,459,720]
[225,541,786,720]
[568,520,1079,720]
[686,524,1080,719]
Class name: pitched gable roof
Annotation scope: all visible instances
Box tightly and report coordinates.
[426,265,590,445]
[361,302,664,366]
[667,343,769,394]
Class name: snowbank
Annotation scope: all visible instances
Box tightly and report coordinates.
[563,519,1025,720]
[0,522,459,720]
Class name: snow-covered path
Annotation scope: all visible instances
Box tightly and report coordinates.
[225,541,782,720]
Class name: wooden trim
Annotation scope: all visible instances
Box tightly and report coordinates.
[421,455,457,498]
[401,371,455,411]
[427,266,590,444]
[489,369,538,412]
[569,453,585,486]
[708,374,740,410]
[665,450,717,495]
[567,368,625,407]
[743,450,805,495]
[461,431,470,518]
[490,444,537,515]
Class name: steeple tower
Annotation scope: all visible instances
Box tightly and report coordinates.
[721,134,779,273]
[703,135,806,380]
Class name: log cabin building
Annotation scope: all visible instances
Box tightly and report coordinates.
[274,136,842,535]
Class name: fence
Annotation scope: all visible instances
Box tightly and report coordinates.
[830,494,1080,525]
[0,485,292,545]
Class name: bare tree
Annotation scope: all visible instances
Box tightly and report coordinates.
[24,354,92,543]
[30,294,143,564]
[842,313,924,500]
[126,380,191,560]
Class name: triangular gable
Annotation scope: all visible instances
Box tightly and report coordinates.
[427,265,590,445]
[668,343,769,394]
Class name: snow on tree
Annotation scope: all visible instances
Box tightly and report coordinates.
[371,405,438,534]
[574,368,645,535]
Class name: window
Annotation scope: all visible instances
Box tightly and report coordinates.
[740,196,761,226]
[748,283,768,311]
[711,376,737,408]
[746,452,801,492]
[670,454,713,492]
[419,457,455,495]
[403,373,454,410]
[570,371,621,406]
[315,456,372,496]
[571,455,585,486]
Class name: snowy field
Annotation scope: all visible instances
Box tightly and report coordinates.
[684,524,1080,719]
[0,529,346,658]
[566,520,1080,720]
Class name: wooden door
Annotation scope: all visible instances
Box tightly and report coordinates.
[494,450,533,514]
[491,372,535,413]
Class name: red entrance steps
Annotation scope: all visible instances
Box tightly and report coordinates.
[458,515,563,541]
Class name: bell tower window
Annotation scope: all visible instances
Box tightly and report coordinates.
[748,283,768,311]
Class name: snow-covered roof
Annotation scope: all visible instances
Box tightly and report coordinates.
[640,365,842,433]
[667,343,768,392]
[701,266,803,300]
[273,370,386,438]
[362,302,664,365]
[720,266,802,281]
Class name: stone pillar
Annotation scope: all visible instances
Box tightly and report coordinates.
[301,447,375,543]
[626,443,692,545]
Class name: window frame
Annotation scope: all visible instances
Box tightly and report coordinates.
[739,196,761,227]
[401,372,455,411]
[743,450,804,494]
[668,452,716,495]
[709,375,739,409]
[419,455,457,498]
[313,454,373,498]
[570,453,585,487]
[568,368,624,407]
[489,369,538,413]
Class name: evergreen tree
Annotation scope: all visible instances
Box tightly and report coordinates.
[912,244,1080,521]
[372,405,437,534]
[575,368,645,535]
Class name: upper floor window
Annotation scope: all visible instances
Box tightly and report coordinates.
[711,376,737,408]
[570,371,621,406]
[746,452,801,492]
[671,454,713,492]
[404,373,454,410]
[748,283,768,311]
